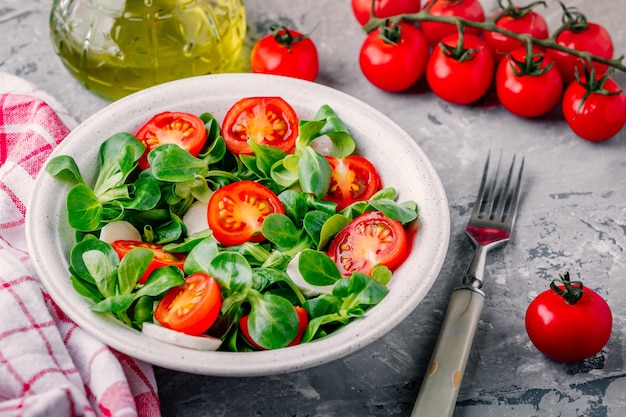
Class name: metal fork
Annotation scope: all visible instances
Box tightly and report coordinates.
[411,153,524,417]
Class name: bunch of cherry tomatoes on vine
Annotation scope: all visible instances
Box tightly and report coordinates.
[249,0,626,142]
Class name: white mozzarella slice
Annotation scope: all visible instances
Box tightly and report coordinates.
[286,252,334,297]
[182,200,209,236]
[99,220,142,244]
[141,322,222,351]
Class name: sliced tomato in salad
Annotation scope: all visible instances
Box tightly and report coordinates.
[221,96,298,155]
[323,155,382,210]
[207,180,285,246]
[239,306,309,349]
[112,240,186,284]
[135,111,207,170]
[328,211,408,276]
[154,273,222,336]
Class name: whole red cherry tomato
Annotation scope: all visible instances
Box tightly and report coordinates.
[135,111,207,170]
[155,273,222,336]
[496,47,562,118]
[548,5,613,85]
[562,73,626,142]
[525,272,612,363]
[359,22,430,92]
[328,211,407,276]
[426,33,495,105]
[421,0,485,47]
[484,1,549,60]
[250,25,319,82]
[351,0,421,26]
[207,180,285,246]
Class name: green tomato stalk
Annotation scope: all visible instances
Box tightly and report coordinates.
[362,0,626,74]
[550,271,584,305]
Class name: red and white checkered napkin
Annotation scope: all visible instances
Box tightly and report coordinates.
[0,75,160,417]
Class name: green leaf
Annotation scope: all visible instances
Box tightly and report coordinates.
[298,249,341,286]
[137,266,185,297]
[45,155,84,185]
[208,252,253,293]
[70,274,103,302]
[302,210,331,246]
[150,144,207,182]
[261,214,301,249]
[82,249,118,298]
[297,105,356,157]
[334,272,389,309]
[369,199,418,224]
[70,238,119,284]
[298,146,331,198]
[91,293,136,313]
[117,248,154,295]
[94,133,145,195]
[183,236,220,275]
[248,291,298,349]
[67,184,103,232]
[249,140,288,178]
[318,213,351,250]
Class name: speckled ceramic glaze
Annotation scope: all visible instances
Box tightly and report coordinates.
[25,73,450,376]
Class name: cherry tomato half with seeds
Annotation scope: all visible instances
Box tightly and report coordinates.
[207,180,285,246]
[135,111,207,170]
[484,7,549,60]
[323,155,382,210]
[562,76,626,142]
[328,211,407,277]
[351,0,421,26]
[250,26,319,82]
[496,47,563,118]
[154,273,222,336]
[221,96,298,155]
[239,306,309,350]
[420,0,485,47]
[359,22,430,92]
[112,240,186,285]
[525,273,612,363]
[426,34,495,105]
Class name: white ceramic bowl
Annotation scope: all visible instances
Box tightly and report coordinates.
[26,73,450,376]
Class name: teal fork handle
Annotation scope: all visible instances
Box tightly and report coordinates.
[411,287,485,417]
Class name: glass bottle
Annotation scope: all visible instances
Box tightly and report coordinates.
[50,0,247,101]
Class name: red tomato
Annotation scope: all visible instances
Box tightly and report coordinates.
[328,211,407,276]
[323,155,382,210]
[207,180,285,246]
[421,0,485,47]
[495,47,563,118]
[239,306,309,349]
[351,0,421,26]
[525,273,612,362]
[484,7,549,60]
[250,25,319,82]
[112,240,186,285]
[549,23,614,85]
[135,111,207,170]
[426,34,495,105]
[562,76,626,142]
[359,23,429,92]
[154,273,222,336]
[221,96,299,155]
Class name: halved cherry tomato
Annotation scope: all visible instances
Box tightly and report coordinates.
[328,211,408,276]
[135,111,207,170]
[112,240,186,285]
[323,155,382,210]
[207,180,285,246]
[221,97,298,155]
[154,273,222,336]
[239,306,309,350]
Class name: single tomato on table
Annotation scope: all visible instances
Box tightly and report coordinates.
[207,180,285,246]
[221,96,299,155]
[420,0,485,47]
[250,25,319,82]
[495,47,562,118]
[359,22,429,92]
[135,111,207,170]
[426,33,495,105]
[323,155,382,210]
[112,240,186,284]
[351,0,421,26]
[525,272,612,363]
[155,273,222,336]
[548,4,613,85]
[562,73,626,142]
[328,211,408,276]
[483,1,549,60]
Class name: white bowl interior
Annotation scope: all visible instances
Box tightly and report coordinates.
[26,73,450,376]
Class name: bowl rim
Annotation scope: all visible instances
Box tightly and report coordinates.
[25,73,450,376]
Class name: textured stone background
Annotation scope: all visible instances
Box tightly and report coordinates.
[2,0,626,415]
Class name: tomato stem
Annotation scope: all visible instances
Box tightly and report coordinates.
[269,24,312,52]
[495,0,547,22]
[362,2,626,73]
[550,272,584,305]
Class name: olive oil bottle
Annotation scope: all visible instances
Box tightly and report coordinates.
[50,0,246,100]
